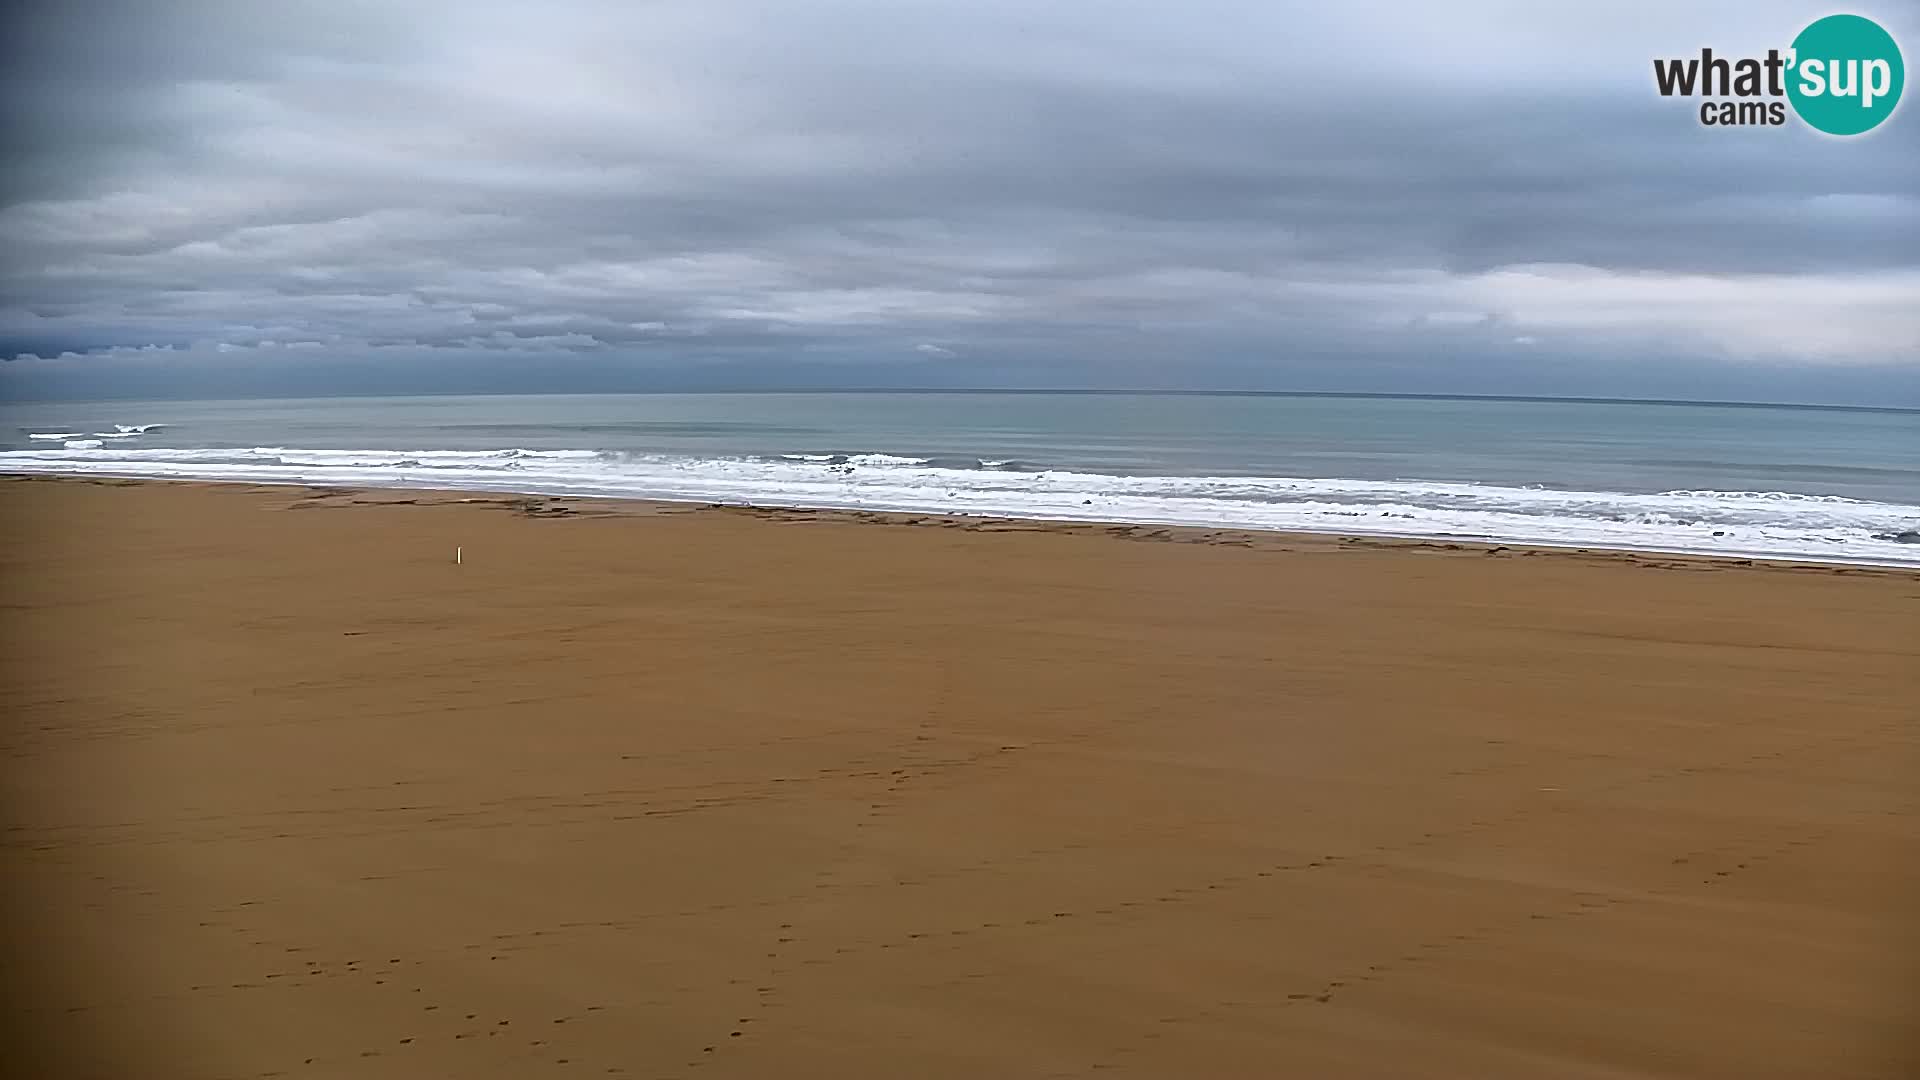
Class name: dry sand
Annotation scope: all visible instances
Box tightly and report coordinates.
[3,475,1917,1079]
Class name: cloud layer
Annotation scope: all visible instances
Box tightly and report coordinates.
[3,0,1917,401]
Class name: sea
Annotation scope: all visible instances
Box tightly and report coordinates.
[4,391,1918,566]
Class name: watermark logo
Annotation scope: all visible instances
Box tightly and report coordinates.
[1653,13,1904,134]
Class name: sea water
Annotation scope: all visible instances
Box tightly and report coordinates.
[4,392,1917,565]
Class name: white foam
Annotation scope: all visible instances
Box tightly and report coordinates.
[842,453,931,466]
[3,444,1916,566]
[114,424,165,433]
[27,432,84,440]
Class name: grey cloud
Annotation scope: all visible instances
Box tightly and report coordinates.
[2,0,1918,403]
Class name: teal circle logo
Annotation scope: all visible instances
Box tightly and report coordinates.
[1787,14,1904,135]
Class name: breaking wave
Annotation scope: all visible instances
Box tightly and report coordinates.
[2,444,1916,566]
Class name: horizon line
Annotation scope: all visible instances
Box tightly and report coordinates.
[10,387,1917,415]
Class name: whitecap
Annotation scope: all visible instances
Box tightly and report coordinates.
[1,443,1915,566]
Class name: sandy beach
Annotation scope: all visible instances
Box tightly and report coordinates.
[4,475,1916,1079]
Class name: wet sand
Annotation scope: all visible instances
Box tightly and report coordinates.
[4,476,1917,1079]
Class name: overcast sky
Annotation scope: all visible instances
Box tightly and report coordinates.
[2,0,1916,403]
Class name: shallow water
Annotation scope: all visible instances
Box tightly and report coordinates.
[6,392,1918,565]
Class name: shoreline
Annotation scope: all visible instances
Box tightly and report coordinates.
[9,470,1919,575]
